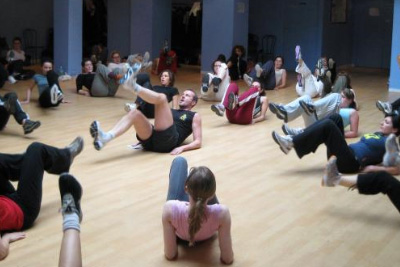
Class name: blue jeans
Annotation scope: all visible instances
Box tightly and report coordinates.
[166,157,218,204]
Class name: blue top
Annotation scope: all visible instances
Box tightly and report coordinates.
[339,108,352,128]
[33,74,49,95]
[349,132,386,167]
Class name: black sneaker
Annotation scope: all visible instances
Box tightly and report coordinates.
[23,120,41,134]
[269,103,288,122]
[4,93,18,114]
[201,74,209,93]
[59,173,83,222]
[66,136,84,163]
[211,77,222,93]
[299,100,316,116]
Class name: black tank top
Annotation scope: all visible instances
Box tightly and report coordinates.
[172,109,196,145]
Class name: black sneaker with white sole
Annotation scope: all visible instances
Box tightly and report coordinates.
[59,173,83,222]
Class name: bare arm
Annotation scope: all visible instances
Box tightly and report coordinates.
[362,165,400,175]
[252,96,268,123]
[162,202,178,260]
[172,95,179,110]
[20,82,36,104]
[275,69,287,89]
[170,113,202,155]
[344,110,359,138]
[0,232,26,261]
[218,206,234,265]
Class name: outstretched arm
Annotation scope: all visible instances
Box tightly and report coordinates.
[253,96,269,123]
[362,165,400,175]
[21,82,35,104]
[170,113,202,155]
[0,232,26,261]
[218,206,234,265]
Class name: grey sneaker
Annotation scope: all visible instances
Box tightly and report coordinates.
[23,120,41,134]
[211,104,225,116]
[59,173,83,222]
[66,136,84,163]
[243,73,253,87]
[269,103,288,122]
[383,133,400,167]
[322,156,341,187]
[376,100,392,115]
[227,92,237,110]
[272,131,293,154]
[282,123,304,136]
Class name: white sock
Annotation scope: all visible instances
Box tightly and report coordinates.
[63,212,80,232]
[99,131,115,143]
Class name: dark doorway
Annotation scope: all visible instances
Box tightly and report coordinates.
[171,1,202,65]
[82,0,108,58]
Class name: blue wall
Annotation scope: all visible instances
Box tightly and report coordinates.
[108,0,131,57]
[321,0,353,66]
[249,0,323,71]
[389,0,400,91]
[201,0,249,72]
[54,0,82,75]
[352,0,393,68]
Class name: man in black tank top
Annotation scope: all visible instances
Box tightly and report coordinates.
[89,65,202,154]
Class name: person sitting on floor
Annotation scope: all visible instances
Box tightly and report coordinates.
[211,81,269,125]
[89,63,202,155]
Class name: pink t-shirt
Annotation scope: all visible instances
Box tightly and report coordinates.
[169,200,222,242]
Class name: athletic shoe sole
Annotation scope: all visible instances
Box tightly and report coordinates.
[271,131,290,154]
[89,121,103,151]
[211,105,224,117]
[269,103,287,122]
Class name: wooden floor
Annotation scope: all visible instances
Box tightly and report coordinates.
[1,65,400,267]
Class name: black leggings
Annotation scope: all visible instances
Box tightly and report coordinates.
[293,114,360,173]
[39,70,62,108]
[357,171,400,214]
[0,92,28,130]
[0,142,71,229]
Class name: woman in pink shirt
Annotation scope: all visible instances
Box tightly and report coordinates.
[162,157,234,264]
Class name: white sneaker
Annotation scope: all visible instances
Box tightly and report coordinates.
[255,64,263,78]
[211,104,225,117]
[271,131,293,154]
[281,124,304,136]
[376,100,392,114]
[322,156,341,187]
[383,134,400,167]
[124,103,137,112]
[8,75,17,84]
[243,73,253,87]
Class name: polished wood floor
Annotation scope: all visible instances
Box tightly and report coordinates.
[1,65,399,267]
